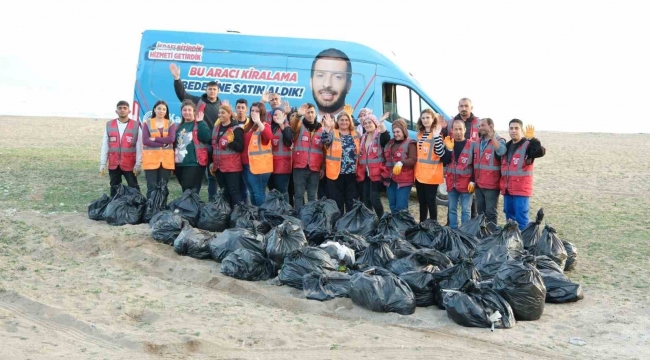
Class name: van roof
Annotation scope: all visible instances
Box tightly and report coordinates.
[141,29,410,76]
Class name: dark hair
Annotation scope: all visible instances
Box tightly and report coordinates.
[481,117,494,127]
[509,118,523,128]
[310,48,352,83]
[305,103,316,110]
[116,100,130,108]
[152,100,170,120]
[452,119,466,129]
[206,81,219,88]
[180,99,195,121]
[236,98,248,106]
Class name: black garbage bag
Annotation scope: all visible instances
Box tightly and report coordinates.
[260,212,303,230]
[88,194,111,221]
[389,237,418,258]
[388,249,452,275]
[259,189,297,218]
[265,220,308,266]
[209,228,265,262]
[357,235,395,268]
[398,266,438,307]
[319,241,355,267]
[432,257,481,309]
[563,240,578,272]
[169,189,203,227]
[443,280,515,329]
[104,185,147,226]
[521,208,544,250]
[302,271,351,301]
[535,256,584,303]
[349,267,416,315]
[447,229,480,264]
[231,203,259,223]
[303,200,340,245]
[325,231,369,255]
[405,219,439,249]
[473,221,526,279]
[197,189,231,232]
[142,181,169,223]
[278,247,337,289]
[149,210,187,245]
[298,197,340,229]
[458,213,493,239]
[221,248,278,281]
[493,256,546,321]
[334,200,378,237]
[532,225,568,270]
[237,218,271,235]
[375,211,418,238]
[173,226,213,259]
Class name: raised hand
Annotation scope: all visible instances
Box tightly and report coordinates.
[444,136,454,150]
[298,104,308,116]
[282,100,291,114]
[525,124,535,139]
[221,99,230,108]
[169,63,180,80]
[343,104,353,115]
[273,110,286,125]
[323,114,335,131]
[196,111,204,121]
[433,123,442,137]
[261,91,270,103]
[380,112,390,123]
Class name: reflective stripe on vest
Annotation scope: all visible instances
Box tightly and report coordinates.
[447,140,474,176]
[248,129,273,174]
[358,134,384,164]
[417,133,440,165]
[502,141,533,177]
[500,140,533,196]
[473,137,501,189]
[384,139,410,167]
[326,130,360,180]
[106,119,139,171]
[292,124,324,171]
[142,118,174,170]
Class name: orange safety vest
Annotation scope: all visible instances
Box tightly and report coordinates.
[325,129,360,180]
[106,119,139,171]
[142,118,175,170]
[248,128,273,175]
[414,131,443,185]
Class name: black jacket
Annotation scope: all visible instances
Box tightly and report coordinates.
[174,79,221,130]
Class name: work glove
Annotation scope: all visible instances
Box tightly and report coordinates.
[468,182,475,194]
[444,136,454,150]
[525,124,535,139]
[99,165,107,177]
[227,131,234,143]
[133,165,142,177]
[392,161,403,176]
[209,163,216,176]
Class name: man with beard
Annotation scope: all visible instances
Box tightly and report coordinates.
[310,48,352,123]
[473,118,506,230]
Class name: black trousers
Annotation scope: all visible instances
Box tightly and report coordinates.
[327,173,359,214]
[175,166,205,194]
[362,177,384,218]
[144,168,171,198]
[216,170,242,208]
[109,167,140,197]
[415,181,438,222]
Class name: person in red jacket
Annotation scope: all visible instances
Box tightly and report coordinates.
[442,120,475,229]
[99,100,143,197]
[473,118,506,230]
[501,119,546,230]
[268,107,294,202]
[241,102,273,206]
[290,103,324,213]
[382,118,416,213]
[356,113,390,217]
[209,105,244,207]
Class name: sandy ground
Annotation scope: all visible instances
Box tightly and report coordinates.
[0,116,649,359]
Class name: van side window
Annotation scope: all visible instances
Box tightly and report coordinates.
[382,83,434,131]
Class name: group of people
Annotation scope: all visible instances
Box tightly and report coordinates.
[99,65,546,231]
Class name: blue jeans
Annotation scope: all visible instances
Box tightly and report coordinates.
[448,189,473,229]
[504,194,530,230]
[269,173,291,203]
[387,182,411,213]
[243,165,271,206]
[204,167,218,201]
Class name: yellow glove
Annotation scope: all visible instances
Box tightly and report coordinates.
[343,104,353,116]
[133,165,142,177]
[525,124,535,139]
[468,182,475,194]
[392,161,403,176]
[209,164,216,176]
[227,131,234,143]
[99,165,106,177]
[444,136,454,150]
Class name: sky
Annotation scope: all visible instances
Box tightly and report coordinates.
[1,0,648,133]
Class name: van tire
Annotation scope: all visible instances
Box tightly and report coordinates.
[436,182,448,207]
